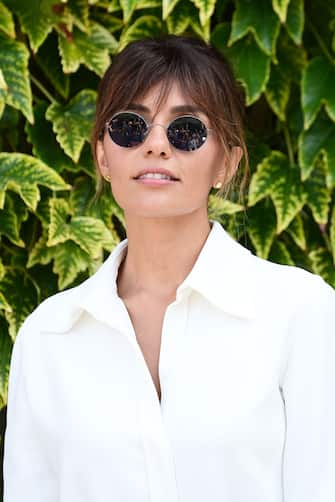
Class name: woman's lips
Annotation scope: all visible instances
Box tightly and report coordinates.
[134,178,179,186]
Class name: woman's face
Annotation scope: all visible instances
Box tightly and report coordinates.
[96,81,238,220]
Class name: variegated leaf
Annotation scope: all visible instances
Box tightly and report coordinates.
[229,0,280,56]
[45,89,96,162]
[0,1,15,37]
[246,198,277,259]
[0,153,70,210]
[249,151,308,233]
[0,36,33,123]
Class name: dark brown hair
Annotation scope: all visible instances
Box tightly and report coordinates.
[91,34,249,202]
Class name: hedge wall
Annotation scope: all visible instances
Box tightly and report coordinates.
[0,0,334,424]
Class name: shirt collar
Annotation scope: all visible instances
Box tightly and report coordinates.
[36,220,258,333]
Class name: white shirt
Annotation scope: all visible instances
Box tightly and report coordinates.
[3,219,335,502]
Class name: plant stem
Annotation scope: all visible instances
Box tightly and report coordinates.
[307,20,335,65]
[30,74,56,103]
[283,123,295,167]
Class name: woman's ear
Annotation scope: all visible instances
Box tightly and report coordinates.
[95,140,109,179]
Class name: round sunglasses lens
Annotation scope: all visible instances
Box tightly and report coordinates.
[167,116,207,151]
[108,113,147,147]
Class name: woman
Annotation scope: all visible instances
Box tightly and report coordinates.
[3,34,335,502]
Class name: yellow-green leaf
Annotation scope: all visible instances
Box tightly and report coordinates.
[249,151,308,233]
[189,0,216,27]
[52,240,91,289]
[163,0,181,20]
[246,198,277,259]
[8,0,57,52]
[45,89,96,163]
[166,1,194,34]
[0,267,39,341]
[330,204,335,264]
[309,247,335,288]
[272,0,290,23]
[0,195,25,246]
[0,152,70,210]
[27,231,55,268]
[0,36,33,123]
[58,24,111,76]
[0,316,12,407]
[119,0,138,23]
[285,213,306,250]
[269,239,295,266]
[0,1,15,38]
[48,198,115,257]
[208,193,244,220]
[265,62,290,121]
[118,15,163,52]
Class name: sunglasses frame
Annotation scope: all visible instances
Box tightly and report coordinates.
[102,110,214,150]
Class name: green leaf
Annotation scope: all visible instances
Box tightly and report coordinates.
[8,0,57,52]
[27,231,54,268]
[0,152,71,210]
[304,166,331,224]
[119,0,138,23]
[0,1,15,37]
[58,24,111,76]
[0,291,11,312]
[45,89,96,163]
[248,151,308,233]
[272,0,290,22]
[330,204,335,264]
[285,213,306,250]
[269,239,295,265]
[163,0,181,19]
[189,0,216,27]
[48,198,115,257]
[68,0,89,32]
[298,112,335,188]
[229,0,281,56]
[166,1,194,34]
[25,101,76,173]
[0,195,25,246]
[118,15,163,52]
[35,33,70,100]
[309,247,335,288]
[286,0,304,45]
[0,267,39,340]
[0,36,33,123]
[0,67,6,119]
[302,56,335,130]
[0,316,12,407]
[246,198,277,259]
[265,62,290,121]
[227,35,271,105]
[52,240,91,289]
[208,194,244,220]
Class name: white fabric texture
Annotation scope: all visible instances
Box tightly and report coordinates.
[3,219,335,502]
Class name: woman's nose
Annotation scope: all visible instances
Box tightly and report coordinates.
[143,123,172,157]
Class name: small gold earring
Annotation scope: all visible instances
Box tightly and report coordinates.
[103,174,111,182]
[214,181,222,189]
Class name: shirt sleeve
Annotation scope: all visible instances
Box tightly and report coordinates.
[3,326,57,501]
[280,276,335,502]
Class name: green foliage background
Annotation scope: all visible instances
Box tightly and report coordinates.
[0,0,335,443]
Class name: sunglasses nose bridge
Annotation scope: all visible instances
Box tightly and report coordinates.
[144,122,172,146]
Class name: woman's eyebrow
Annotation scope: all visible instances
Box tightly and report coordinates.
[126,103,204,115]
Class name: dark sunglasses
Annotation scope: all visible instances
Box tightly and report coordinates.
[103,111,213,151]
